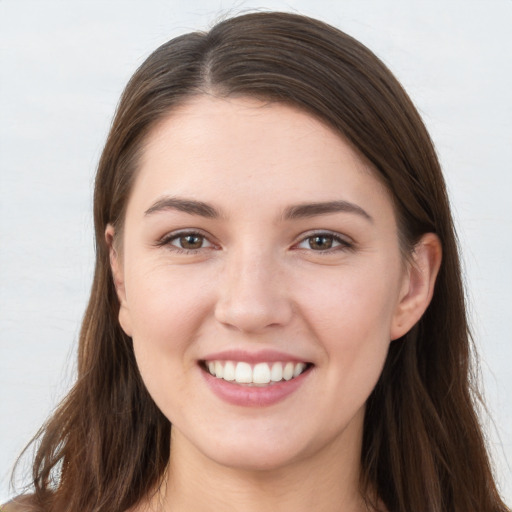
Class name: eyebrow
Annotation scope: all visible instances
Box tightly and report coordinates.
[145,197,220,218]
[283,200,373,223]
[144,196,372,223]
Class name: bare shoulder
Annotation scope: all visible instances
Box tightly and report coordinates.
[1,503,23,512]
[1,495,36,511]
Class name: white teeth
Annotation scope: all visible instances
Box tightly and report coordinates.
[235,362,252,383]
[293,362,306,377]
[214,361,224,379]
[206,360,308,385]
[253,363,271,384]
[283,362,294,381]
[270,362,283,382]
[223,361,235,381]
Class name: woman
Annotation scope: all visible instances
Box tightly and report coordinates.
[4,11,510,512]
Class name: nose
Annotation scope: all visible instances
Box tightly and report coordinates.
[214,249,293,333]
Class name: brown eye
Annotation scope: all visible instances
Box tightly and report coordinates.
[295,232,352,252]
[308,235,334,250]
[176,234,205,249]
[158,231,214,252]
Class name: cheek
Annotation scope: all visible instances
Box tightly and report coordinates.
[299,263,400,340]
[296,262,401,389]
[124,265,215,403]
[126,261,213,340]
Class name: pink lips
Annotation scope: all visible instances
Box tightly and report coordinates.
[200,349,312,407]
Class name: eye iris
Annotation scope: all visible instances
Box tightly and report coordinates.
[309,235,333,250]
[180,234,203,249]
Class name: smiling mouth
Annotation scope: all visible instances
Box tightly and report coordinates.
[201,360,312,386]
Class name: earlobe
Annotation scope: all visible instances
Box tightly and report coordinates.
[105,224,133,337]
[390,233,442,340]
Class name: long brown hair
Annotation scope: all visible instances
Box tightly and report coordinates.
[15,11,509,512]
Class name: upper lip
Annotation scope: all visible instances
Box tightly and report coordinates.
[201,349,311,364]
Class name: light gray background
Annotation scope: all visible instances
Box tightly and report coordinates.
[1,0,511,505]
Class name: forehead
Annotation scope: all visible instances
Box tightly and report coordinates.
[129,95,393,220]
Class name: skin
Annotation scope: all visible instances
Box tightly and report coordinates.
[108,96,441,512]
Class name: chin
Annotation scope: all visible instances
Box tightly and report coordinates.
[187,426,327,473]
[206,445,304,472]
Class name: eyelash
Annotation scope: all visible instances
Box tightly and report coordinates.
[156,230,354,255]
[293,231,354,253]
[156,230,216,254]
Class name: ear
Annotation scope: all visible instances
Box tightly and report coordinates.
[105,224,133,337]
[390,233,442,340]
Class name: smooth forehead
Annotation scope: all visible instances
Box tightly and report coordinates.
[140,94,371,172]
[130,95,393,218]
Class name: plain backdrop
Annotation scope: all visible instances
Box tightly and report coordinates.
[1,0,511,505]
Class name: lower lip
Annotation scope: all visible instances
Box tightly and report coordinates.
[201,366,311,407]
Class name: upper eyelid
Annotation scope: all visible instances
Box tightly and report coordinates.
[156,228,216,246]
[294,229,353,244]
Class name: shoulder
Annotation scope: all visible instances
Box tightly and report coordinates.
[1,495,36,511]
[1,503,22,512]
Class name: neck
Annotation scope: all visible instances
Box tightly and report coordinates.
[152,420,369,512]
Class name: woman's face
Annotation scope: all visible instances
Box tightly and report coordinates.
[110,96,418,472]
